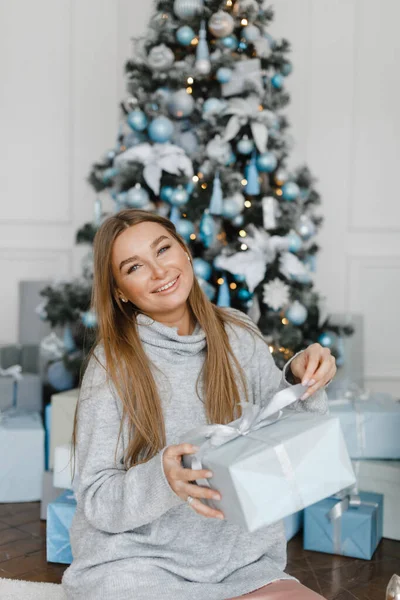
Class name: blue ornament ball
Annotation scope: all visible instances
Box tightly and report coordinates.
[82,310,97,328]
[170,186,189,206]
[281,62,293,76]
[226,150,236,166]
[221,35,238,50]
[318,331,335,348]
[271,74,284,89]
[238,41,248,50]
[242,24,260,43]
[168,89,195,118]
[282,182,300,201]
[237,136,254,155]
[176,218,195,241]
[126,184,149,208]
[216,67,233,84]
[127,110,148,132]
[176,25,195,46]
[286,301,308,326]
[256,152,277,173]
[203,98,225,114]
[237,288,252,302]
[102,167,119,183]
[160,186,174,203]
[47,360,75,392]
[287,231,302,253]
[148,116,174,143]
[233,273,246,283]
[232,214,244,227]
[222,198,242,219]
[193,258,212,281]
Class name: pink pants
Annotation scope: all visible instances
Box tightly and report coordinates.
[227,580,326,599]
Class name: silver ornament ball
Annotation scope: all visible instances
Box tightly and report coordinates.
[168,89,195,118]
[173,0,204,20]
[208,10,235,38]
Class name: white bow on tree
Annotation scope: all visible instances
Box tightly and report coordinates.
[115,143,194,195]
[214,224,289,292]
[222,96,275,153]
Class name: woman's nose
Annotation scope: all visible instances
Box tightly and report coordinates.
[150,261,168,277]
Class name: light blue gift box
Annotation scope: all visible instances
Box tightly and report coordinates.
[47,490,76,564]
[304,490,383,560]
[328,393,400,459]
[284,510,304,541]
[182,385,356,533]
[44,403,51,471]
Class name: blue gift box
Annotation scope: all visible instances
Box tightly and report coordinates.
[284,510,304,541]
[304,490,383,560]
[44,404,51,471]
[328,394,400,459]
[47,490,76,564]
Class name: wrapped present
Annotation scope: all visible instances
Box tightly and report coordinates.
[353,460,400,541]
[328,393,400,459]
[49,388,79,469]
[0,412,44,502]
[181,384,356,532]
[284,510,304,541]
[47,490,76,564]
[40,470,62,521]
[0,375,16,411]
[0,344,42,412]
[0,343,39,373]
[44,403,51,471]
[54,443,78,490]
[304,489,383,560]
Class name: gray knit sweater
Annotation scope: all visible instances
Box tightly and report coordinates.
[62,307,328,600]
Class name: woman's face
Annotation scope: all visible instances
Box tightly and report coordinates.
[111,221,194,318]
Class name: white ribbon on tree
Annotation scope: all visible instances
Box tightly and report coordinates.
[0,365,22,381]
[115,143,194,195]
[222,96,275,153]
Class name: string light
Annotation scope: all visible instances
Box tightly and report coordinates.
[230,282,237,290]
[239,230,247,237]
[241,18,248,26]
[240,243,248,250]
[197,172,204,179]
[217,277,225,285]
[241,178,248,186]
[276,188,283,196]
[186,87,193,94]
[191,37,199,46]
[190,233,196,240]
[187,77,194,84]
[269,345,274,353]
[201,183,207,189]
[226,0,233,6]
[282,318,289,325]
[244,200,252,208]
[192,175,199,183]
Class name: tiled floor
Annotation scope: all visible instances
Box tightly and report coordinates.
[0,501,399,598]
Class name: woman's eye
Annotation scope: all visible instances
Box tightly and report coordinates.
[126,246,170,275]
[127,264,139,274]
[158,245,170,254]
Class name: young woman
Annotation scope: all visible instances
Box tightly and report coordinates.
[62,209,336,600]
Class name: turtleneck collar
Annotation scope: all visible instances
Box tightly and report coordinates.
[135,312,207,359]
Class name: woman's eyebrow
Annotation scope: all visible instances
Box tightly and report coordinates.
[119,235,170,271]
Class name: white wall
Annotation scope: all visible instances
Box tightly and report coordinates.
[0,0,399,394]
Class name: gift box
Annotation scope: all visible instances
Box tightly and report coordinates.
[328,394,400,459]
[0,412,44,502]
[181,384,356,532]
[304,490,383,560]
[40,470,62,520]
[44,403,51,471]
[0,344,42,412]
[47,490,76,564]
[352,460,400,540]
[54,443,77,490]
[0,377,15,411]
[284,510,304,541]
[49,388,79,469]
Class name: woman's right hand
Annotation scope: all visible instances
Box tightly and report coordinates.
[162,443,224,520]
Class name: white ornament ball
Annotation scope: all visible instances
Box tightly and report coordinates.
[173,0,204,20]
[286,300,308,326]
[242,24,261,43]
[126,184,149,208]
[206,136,232,164]
[208,11,235,38]
[147,44,175,71]
[196,59,211,75]
[168,89,195,118]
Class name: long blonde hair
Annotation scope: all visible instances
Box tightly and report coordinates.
[71,208,265,470]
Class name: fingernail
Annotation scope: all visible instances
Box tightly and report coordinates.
[213,494,220,500]
[300,393,309,401]
[302,379,309,386]
[308,379,316,387]
[206,471,213,478]
[218,514,224,520]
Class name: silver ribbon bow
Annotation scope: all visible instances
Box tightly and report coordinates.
[187,384,308,492]
[114,142,194,195]
[0,364,22,381]
[222,96,274,154]
[327,487,379,555]
[386,574,400,600]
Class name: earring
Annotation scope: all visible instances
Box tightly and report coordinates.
[120,296,128,303]
[186,254,191,262]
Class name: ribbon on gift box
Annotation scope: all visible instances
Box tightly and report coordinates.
[0,364,22,381]
[187,384,308,502]
[327,487,380,554]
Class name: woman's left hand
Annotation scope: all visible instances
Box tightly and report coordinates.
[290,343,337,400]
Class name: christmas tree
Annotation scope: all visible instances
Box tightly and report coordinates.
[39,0,353,389]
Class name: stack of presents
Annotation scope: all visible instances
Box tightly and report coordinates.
[1,290,399,565]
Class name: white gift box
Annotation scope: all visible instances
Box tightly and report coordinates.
[352,459,400,541]
[182,385,356,532]
[0,412,44,502]
[53,443,78,490]
[49,388,79,469]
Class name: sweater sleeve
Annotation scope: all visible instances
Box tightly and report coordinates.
[74,351,183,534]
